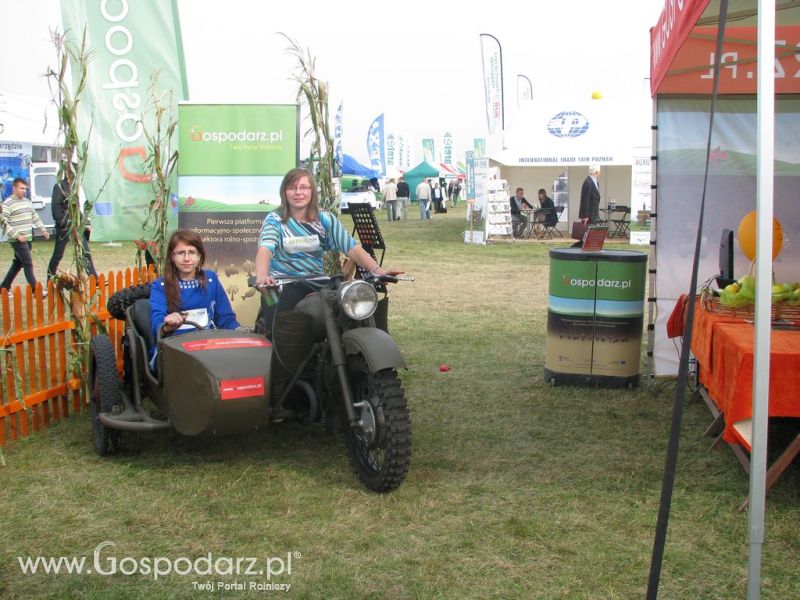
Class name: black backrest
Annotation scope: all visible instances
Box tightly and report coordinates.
[131,298,154,351]
[719,228,734,280]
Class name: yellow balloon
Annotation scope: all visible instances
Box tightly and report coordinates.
[591,90,603,100]
[737,210,784,261]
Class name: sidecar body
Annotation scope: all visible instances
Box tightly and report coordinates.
[89,295,274,455]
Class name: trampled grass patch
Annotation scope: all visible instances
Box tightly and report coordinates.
[1,207,799,598]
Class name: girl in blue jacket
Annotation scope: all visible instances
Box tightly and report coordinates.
[149,229,239,360]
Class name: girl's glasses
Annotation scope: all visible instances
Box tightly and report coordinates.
[286,185,312,192]
[173,250,199,258]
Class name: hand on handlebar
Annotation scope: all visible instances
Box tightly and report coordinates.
[371,266,404,278]
[255,274,279,287]
[163,311,186,332]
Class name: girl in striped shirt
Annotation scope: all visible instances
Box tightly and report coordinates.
[254,168,402,325]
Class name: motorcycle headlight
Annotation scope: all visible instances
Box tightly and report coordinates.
[338,280,378,320]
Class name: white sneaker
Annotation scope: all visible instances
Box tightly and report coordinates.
[6,292,12,299]
[42,290,48,298]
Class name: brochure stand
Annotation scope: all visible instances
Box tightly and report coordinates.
[484,180,512,242]
[347,202,385,279]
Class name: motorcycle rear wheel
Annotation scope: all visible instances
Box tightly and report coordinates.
[346,356,411,493]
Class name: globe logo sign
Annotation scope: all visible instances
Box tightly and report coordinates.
[547,111,590,138]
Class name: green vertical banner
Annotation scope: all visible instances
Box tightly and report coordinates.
[422,138,435,164]
[61,0,188,241]
[465,151,475,200]
[474,138,486,158]
[177,103,299,325]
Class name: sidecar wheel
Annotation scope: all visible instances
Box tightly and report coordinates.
[89,335,122,456]
[346,356,411,493]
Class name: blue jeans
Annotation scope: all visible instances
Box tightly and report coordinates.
[419,199,431,220]
[1,240,37,290]
[385,200,397,222]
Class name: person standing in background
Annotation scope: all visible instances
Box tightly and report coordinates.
[416,178,432,220]
[396,176,410,221]
[383,178,398,223]
[431,182,444,214]
[579,164,602,225]
[47,171,98,279]
[1,178,50,294]
[573,165,602,248]
[451,180,461,207]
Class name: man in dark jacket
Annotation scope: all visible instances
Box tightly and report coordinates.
[579,164,601,225]
[396,176,410,221]
[47,174,98,279]
[572,164,602,247]
[509,187,534,238]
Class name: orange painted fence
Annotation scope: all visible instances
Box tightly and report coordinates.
[0,267,155,447]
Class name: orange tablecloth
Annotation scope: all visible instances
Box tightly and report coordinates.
[690,301,800,443]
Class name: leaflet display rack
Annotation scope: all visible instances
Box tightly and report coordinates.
[347,203,385,278]
[484,180,512,241]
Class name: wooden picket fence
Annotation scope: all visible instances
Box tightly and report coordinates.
[0,267,155,447]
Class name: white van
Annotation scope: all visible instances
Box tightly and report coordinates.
[340,189,381,214]
[30,162,58,235]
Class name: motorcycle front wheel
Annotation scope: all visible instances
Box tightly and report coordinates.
[346,356,411,493]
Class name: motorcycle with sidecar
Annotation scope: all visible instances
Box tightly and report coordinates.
[90,273,412,493]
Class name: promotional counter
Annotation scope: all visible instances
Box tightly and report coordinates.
[544,248,647,387]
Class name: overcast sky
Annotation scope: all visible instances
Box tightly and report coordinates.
[2,0,664,162]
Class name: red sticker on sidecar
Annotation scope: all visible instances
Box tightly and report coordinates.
[182,338,271,352]
[220,377,265,400]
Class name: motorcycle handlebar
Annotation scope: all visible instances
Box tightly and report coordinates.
[248,274,414,289]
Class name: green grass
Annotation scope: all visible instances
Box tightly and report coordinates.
[1,207,799,599]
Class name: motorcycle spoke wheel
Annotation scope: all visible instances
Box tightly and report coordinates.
[89,335,122,457]
[346,356,411,493]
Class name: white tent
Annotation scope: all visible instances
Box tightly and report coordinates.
[0,92,60,147]
[487,97,649,224]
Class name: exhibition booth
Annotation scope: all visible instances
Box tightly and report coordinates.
[487,97,648,227]
[649,0,800,376]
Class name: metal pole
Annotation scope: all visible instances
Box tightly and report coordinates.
[747,2,775,598]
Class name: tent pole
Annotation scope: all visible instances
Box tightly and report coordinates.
[747,1,775,598]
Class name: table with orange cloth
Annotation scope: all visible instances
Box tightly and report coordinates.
[690,299,800,444]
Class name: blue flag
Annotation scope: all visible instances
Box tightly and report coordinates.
[367,114,386,177]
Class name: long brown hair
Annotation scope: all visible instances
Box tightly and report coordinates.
[162,229,206,312]
[278,167,320,223]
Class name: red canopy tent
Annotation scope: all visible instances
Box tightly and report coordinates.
[649,2,800,596]
[649,0,800,377]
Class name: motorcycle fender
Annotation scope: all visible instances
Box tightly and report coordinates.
[342,328,406,372]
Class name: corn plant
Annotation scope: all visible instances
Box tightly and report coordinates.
[281,34,340,274]
[138,70,179,276]
[45,28,108,402]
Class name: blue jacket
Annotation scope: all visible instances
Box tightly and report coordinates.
[149,270,239,356]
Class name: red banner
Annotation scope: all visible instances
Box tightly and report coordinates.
[656,26,800,94]
[650,0,711,95]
